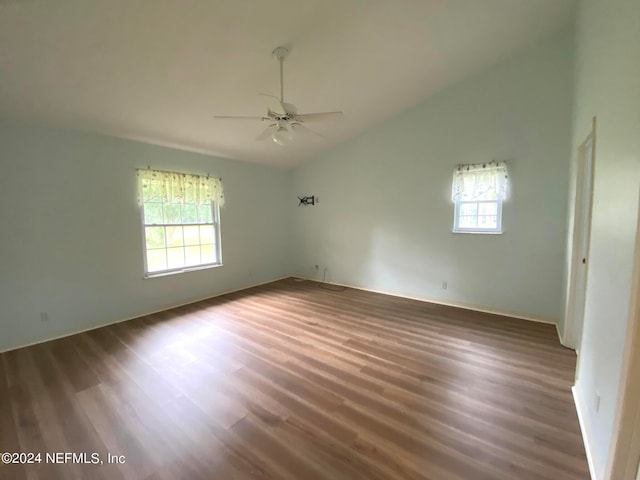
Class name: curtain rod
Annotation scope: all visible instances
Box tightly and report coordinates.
[140,165,222,181]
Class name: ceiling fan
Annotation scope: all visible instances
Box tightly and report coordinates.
[214,46,343,146]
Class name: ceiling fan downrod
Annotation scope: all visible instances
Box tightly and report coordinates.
[272,46,289,104]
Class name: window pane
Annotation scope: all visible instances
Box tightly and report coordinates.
[146,249,167,273]
[200,225,215,244]
[184,226,200,246]
[185,246,200,266]
[143,203,163,225]
[163,204,181,224]
[478,202,498,216]
[182,204,198,224]
[478,215,497,228]
[167,247,185,269]
[198,204,213,223]
[201,244,216,264]
[456,198,501,232]
[166,226,184,247]
[145,226,166,249]
[460,203,478,216]
[459,216,477,228]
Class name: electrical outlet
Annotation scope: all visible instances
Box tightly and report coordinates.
[40,312,49,322]
[595,391,601,412]
[441,281,448,290]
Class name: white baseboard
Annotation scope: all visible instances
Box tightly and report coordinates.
[572,384,599,480]
[0,275,290,354]
[294,276,559,328]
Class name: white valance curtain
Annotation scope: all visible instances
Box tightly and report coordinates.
[137,169,225,207]
[451,161,509,201]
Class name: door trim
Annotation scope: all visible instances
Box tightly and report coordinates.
[564,116,597,351]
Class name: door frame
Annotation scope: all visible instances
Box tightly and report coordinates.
[604,188,640,479]
[564,117,597,351]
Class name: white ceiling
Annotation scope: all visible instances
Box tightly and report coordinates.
[0,0,576,168]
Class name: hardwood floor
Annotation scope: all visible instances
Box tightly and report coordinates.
[0,278,589,479]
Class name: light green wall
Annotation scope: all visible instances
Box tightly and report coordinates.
[570,0,640,476]
[291,32,574,322]
[0,121,291,352]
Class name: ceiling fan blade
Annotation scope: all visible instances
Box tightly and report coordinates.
[215,47,343,145]
[291,122,326,140]
[258,93,286,115]
[294,111,343,122]
[255,124,277,141]
[214,115,268,121]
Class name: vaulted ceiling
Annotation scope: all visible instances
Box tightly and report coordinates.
[0,0,576,168]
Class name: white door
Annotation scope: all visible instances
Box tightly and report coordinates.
[565,131,595,355]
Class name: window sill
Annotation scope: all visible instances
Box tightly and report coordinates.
[144,263,223,279]
[452,230,504,235]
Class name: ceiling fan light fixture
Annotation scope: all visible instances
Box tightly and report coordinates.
[272,125,292,146]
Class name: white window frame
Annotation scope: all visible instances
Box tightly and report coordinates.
[451,161,508,235]
[453,198,503,234]
[139,177,223,278]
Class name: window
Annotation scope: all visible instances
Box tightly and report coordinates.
[452,162,508,234]
[137,169,225,276]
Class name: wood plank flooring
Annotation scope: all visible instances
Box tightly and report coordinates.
[0,278,589,479]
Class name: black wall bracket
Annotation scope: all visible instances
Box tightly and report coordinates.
[298,195,316,206]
